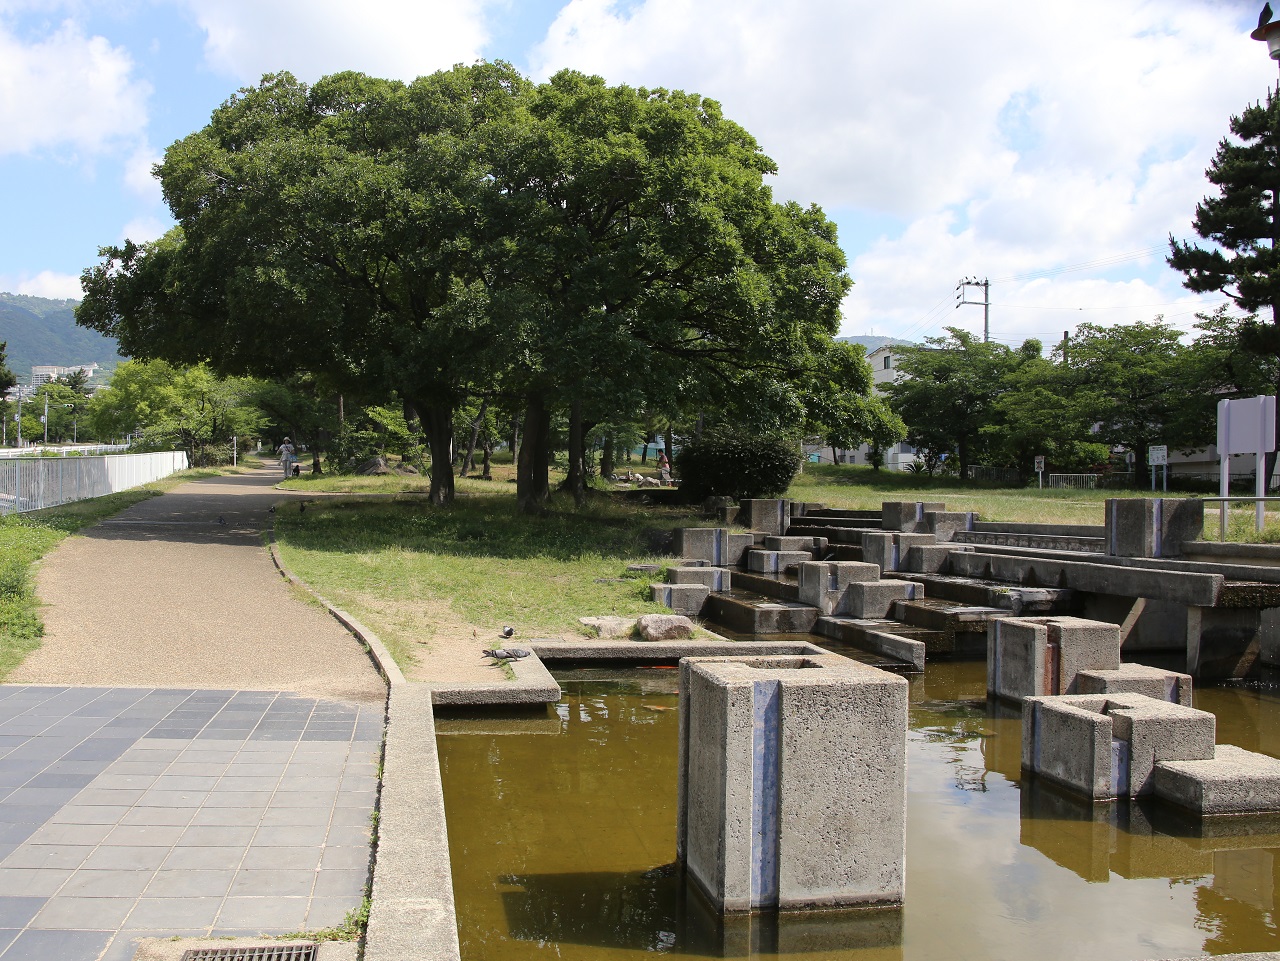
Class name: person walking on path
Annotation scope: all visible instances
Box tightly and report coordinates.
[277,436,296,478]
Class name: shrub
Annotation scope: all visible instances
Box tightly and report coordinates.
[676,429,802,502]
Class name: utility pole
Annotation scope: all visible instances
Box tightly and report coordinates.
[955,277,990,342]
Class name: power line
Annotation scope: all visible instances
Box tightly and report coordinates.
[989,244,1169,284]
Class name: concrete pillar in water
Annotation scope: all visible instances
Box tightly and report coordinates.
[676,655,908,913]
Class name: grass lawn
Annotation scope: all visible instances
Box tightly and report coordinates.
[272,488,711,674]
[0,466,234,680]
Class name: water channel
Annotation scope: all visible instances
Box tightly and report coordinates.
[436,660,1280,959]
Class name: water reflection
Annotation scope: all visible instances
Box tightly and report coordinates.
[436,662,1280,959]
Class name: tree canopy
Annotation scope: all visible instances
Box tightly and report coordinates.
[77,63,857,509]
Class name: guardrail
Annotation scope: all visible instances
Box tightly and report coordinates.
[0,444,130,459]
[0,451,189,516]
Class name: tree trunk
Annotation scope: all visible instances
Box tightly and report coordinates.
[565,400,587,509]
[481,439,492,480]
[460,400,486,477]
[510,415,520,466]
[311,448,322,475]
[411,400,455,505]
[600,435,615,478]
[516,395,551,514]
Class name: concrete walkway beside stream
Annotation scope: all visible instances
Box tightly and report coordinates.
[0,467,389,960]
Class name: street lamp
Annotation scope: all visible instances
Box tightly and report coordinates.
[1251,4,1280,66]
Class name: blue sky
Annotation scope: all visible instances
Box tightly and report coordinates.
[0,0,1274,345]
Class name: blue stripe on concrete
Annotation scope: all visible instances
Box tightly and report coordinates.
[750,680,781,908]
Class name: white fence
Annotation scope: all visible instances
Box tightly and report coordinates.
[967,465,1022,485]
[0,451,189,516]
[1046,472,1136,490]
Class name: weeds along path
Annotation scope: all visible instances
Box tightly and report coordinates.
[13,466,385,703]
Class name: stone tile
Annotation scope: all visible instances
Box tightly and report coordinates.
[0,896,46,926]
[59,870,153,898]
[24,771,98,791]
[4,787,81,807]
[30,895,134,928]
[180,825,257,848]
[119,807,193,827]
[215,776,281,792]
[75,788,146,807]
[325,825,372,848]
[151,775,220,792]
[123,896,223,930]
[136,790,210,809]
[81,845,167,872]
[89,774,159,791]
[159,846,245,871]
[319,847,370,872]
[333,791,377,809]
[25,823,112,846]
[49,805,132,825]
[102,824,185,847]
[2,928,113,960]
[252,825,331,848]
[223,763,284,778]
[239,846,321,871]
[188,807,260,828]
[216,895,308,930]
[143,868,235,898]
[260,807,330,827]
[1,844,94,870]
[202,792,273,809]
[311,868,368,899]
[306,897,361,928]
[269,792,335,809]
[229,868,316,898]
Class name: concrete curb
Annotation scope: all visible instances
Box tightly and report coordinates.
[267,532,461,961]
[429,651,561,705]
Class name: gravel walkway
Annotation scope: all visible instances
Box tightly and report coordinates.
[14,467,385,704]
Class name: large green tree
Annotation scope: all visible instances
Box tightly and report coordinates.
[1169,86,1280,468]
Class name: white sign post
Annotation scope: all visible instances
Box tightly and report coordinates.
[1148,445,1167,493]
[1034,455,1045,489]
[1217,396,1277,531]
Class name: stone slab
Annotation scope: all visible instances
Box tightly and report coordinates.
[667,566,732,591]
[1153,744,1280,815]
[429,650,561,706]
[747,551,812,574]
[739,499,793,537]
[1075,664,1193,706]
[844,580,922,619]
[651,582,712,615]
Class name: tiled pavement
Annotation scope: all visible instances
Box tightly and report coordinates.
[0,686,382,961]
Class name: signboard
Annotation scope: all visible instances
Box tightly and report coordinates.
[1148,445,1167,466]
[1217,395,1276,456]
[1033,456,1045,473]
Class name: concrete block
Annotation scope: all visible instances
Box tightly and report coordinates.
[1075,664,1193,706]
[764,535,827,554]
[987,616,1121,703]
[882,501,944,533]
[924,510,976,542]
[844,580,922,619]
[675,528,756,567]
[677,655,907,912]
[1105,498,1204,559]
[739,499,792,537]
[902,544,970,574]
[667,566,732,591]
[1152,744,1280,815]
[651,582,710,615]
[1023,693,1216,799]
[797,561,881,614]
[747,550,812,574]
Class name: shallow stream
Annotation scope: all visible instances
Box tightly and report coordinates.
[436,661,1280,959]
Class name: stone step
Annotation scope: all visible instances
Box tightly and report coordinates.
[666,566,732,591]
[812,617,932,671]
[786,524,868,545]
[703,590,821,635]
[785,516,884,531]
[651,582,710,615]
[763,534,829,554]
[952,530,1104,553]
[731,569,802,603]
[799,508,881,520]
[883,571,1080,615]
[829,544,864,562]
[892,598,1004,656]
[745,549,813,574]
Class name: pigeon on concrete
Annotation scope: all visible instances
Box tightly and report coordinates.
[482,648,530,661]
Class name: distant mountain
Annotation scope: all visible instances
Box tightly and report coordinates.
[838,335,913,353]
[0,293,123,382]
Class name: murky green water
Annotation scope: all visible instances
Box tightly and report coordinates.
[436,663,1280,959]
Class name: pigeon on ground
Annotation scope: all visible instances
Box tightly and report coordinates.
[218,515,226,525]
[501,625,515,638]
[300,502,306,513]
[268,506,276,514]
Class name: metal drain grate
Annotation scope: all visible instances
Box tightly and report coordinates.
[180,946,318,961]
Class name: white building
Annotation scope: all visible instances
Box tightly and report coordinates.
[31,364,99,385]
[806,343,922,470]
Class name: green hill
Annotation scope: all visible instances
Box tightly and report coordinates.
[0,293,123,383]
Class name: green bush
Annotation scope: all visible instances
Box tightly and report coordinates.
[676,430,802,501]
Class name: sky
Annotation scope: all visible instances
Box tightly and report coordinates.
[0,0,1276,348]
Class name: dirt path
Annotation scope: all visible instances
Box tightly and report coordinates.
[14,466,386,703]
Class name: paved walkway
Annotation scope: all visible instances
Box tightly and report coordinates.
[0,467,387,960]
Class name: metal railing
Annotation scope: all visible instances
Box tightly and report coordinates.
[0,450,189,516]
[1204,496,1280,541]
[1046,472,1136,490]
[0,444,129,459]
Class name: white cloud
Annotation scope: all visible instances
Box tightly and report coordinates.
[1,270,83,299]
[0,18,151,155]
[123,143,163,201]
[120,215,170,245]
[181,0,492,84]
[530,0,1275,341]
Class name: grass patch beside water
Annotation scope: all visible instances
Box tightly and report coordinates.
[273,491,704,672]
[0,466,235,680]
